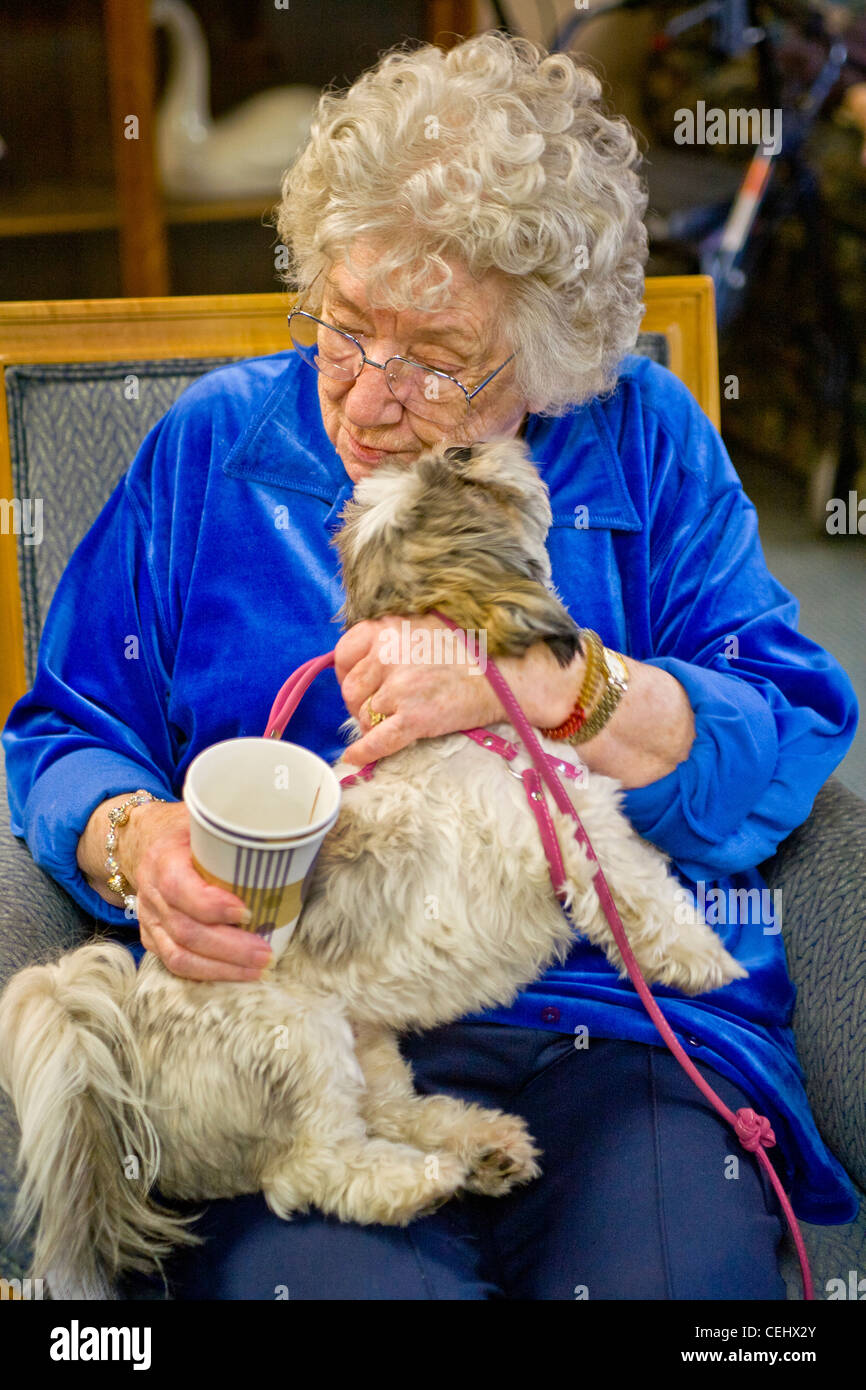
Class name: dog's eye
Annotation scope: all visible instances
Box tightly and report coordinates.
[444,446,473,464]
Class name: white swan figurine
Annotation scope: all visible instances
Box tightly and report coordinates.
[151,0,321,200]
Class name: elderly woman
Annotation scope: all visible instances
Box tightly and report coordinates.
[2,33,858,1301]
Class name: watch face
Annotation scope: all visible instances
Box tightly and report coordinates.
[604,649,629,687]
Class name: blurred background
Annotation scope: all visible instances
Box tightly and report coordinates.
[0,0,863,791]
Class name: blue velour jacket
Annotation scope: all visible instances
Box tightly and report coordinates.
[2,349,859,1224]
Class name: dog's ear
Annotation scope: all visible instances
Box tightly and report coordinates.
[443,445,474,466]
[545,623,584,669]
[438,438,550,530]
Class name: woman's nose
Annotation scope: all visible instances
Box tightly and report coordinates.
[342,360,404,429]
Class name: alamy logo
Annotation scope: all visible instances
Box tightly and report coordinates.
[0,1276,44,1299]
[674,882,782,934]
[673,103,782,155]
[49,1320,152,1370]
[826,1270,866,1299]
[0,497,43,546]
[378,618,488,674]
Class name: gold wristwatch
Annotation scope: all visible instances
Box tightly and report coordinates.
[603,647,630,691]
[568,646,630,744]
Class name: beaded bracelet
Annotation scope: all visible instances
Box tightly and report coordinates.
[105,790,168,917]
[539,628,605,741]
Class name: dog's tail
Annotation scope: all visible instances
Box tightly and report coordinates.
[0,940,200,1294]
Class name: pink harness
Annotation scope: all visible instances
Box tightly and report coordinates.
[263,618,813,1300]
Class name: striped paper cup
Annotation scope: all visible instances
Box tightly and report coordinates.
[183,737,341,959]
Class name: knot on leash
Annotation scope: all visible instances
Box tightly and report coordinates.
[734,1107,776,1152]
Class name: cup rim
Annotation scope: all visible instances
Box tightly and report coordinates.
[183,736,341,841]
[186,794,339,848]
[186,791,340,851]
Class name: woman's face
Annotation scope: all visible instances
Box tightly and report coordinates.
[315,252,530,484]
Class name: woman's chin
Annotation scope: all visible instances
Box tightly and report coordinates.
[343,459,372,485]
[341,450,417,485]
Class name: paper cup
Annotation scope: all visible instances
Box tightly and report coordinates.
[183,737,341,959]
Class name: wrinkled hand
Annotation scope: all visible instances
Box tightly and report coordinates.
[335,614,579,765]
[125,800,273,982]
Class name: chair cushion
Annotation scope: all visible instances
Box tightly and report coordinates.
[780,1186,866,1300]
[0,744,95,1282]
[630,331,670,368]
[761,776,866,1190]
[5,358,240,684]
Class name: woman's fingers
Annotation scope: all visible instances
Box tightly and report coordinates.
[139,875,266,958]
[143,834,250,926]
[140,909,270,983]
[335,614,504,762]
[137,889,272,980]
[334,618,384,683]
[135,829,273,980]
[341,710,415,765]
[339,648,387,718]
[343,674,498,763]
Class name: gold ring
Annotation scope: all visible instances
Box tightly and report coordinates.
[364,696,390,726]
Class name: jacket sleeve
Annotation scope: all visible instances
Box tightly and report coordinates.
[1,414,192,926]
[620,382,858,881]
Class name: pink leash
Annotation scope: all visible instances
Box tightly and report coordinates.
[263,624,813,1300]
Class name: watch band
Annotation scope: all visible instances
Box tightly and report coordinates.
[568,647,629,744]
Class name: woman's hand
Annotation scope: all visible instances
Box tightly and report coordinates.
[335,613,696,786]
[123,800,273,982]
[335,614,582,765]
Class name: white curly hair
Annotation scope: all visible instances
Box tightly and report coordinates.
[272,32,649,414]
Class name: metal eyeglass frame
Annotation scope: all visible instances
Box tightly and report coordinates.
[286,307,517,419]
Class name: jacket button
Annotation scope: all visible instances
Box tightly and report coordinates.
[686,1035,702,1047]
[540,1005,561,1024]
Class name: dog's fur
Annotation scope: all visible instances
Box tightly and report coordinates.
[0,438,746,1292]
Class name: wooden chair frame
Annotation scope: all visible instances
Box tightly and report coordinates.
[0,275,720,725]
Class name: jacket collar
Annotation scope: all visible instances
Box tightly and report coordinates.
[222,353,642,533]
[525,396,642,531]
[221,352,348,504]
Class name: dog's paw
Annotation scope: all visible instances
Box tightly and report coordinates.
[631,921,749,996]
[409,1150,473,1220]
[460,1112,542,1196]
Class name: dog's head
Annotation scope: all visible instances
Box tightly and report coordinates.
[334,437,582,667]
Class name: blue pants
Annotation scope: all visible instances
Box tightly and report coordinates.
[124,1026,789,1300]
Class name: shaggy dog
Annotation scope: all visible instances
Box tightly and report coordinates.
[0,438,745,1293]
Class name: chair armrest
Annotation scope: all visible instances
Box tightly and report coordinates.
[0,750,94,985]
[760,775,866,1190]
[0,747,94,1282]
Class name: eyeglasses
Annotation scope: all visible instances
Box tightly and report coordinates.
[287,308,516,429]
